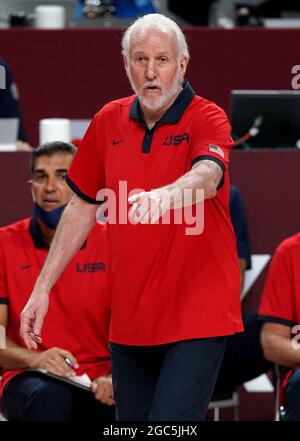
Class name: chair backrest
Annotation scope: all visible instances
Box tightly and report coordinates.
[208,391,239,421]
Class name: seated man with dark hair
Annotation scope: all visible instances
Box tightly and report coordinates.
[0,141,115,421]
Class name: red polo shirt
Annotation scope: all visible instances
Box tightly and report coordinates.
[259,233,300,401]
[0,219,111,399]
[66,82,243,345]
[259,233,300,327]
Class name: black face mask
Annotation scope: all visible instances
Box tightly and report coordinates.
[32,203,66,229]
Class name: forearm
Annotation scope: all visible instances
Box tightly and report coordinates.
[128,160,223,223]
[261,331,300,368]
[0,337,33,369]
[164,160,222,208]
[34,194,98,294]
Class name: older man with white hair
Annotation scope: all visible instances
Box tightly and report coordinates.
[20,14,243,421]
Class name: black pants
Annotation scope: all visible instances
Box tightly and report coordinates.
[213,312,273,398]
[1,372,116,421]
[110,336,227,421]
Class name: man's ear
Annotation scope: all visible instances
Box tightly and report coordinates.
[27,179,36,202]
[123,55,129,72]
[179,56,188,80]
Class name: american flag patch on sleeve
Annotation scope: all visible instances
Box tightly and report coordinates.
[208,144,224,158]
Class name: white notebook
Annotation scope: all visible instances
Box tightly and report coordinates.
[27,369,92,391]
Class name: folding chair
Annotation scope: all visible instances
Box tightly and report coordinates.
[208,390,239,421]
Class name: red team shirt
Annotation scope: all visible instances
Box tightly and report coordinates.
[259,233,300,327]
[66,83,243,345]
[0,219,111,399]
[259,233,300,398]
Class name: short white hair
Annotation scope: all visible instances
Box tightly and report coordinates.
[122,13,190,62]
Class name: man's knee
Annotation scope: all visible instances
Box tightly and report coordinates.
[3,375,74,421]
[25,380,73,420]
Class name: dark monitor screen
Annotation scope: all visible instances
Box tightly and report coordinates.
[230,90,300,148]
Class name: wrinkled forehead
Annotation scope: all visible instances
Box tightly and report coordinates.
[129,27,179,57]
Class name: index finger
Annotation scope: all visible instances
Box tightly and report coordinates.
[20,321,37,350]
[128,202,140,219]
[128,193,143,204]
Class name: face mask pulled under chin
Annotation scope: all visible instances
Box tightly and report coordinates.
[32,203,66,230]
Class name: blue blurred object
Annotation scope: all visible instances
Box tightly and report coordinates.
[76,0,84,18]
[115,0,156,18]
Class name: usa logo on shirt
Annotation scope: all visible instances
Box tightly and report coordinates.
[76,262,106,273]
[209,144,224,158]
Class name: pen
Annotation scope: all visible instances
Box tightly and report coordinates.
[64,357,74,369]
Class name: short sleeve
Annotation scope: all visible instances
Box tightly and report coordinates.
[259,243,296,327]
[66,112,106,204]
[190,104,234,176]
[0,241,8,305]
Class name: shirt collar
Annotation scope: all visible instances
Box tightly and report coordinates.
[30,217,49,249]
[29,218,87,250]
[129,81,195,125]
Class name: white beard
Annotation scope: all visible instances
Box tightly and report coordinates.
[127,68,182,112]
